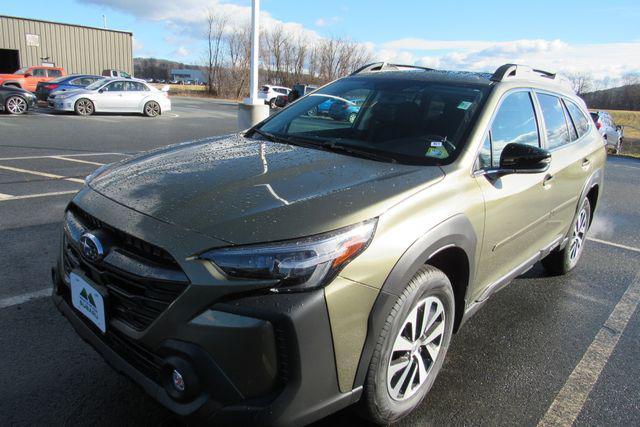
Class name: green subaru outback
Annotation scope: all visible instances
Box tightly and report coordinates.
[52,63,605,425]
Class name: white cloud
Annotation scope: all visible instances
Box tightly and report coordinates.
[132,37,144,53]
[173,46,190,58]
[315,16,342,27]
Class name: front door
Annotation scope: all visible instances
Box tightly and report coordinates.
[474,90,555,295]
[96,80,127,111]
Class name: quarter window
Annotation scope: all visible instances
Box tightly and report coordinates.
[31,68,47,77]
[537,93,571,149]
[47,69,62,77]
[488,91,540,167]
[565,100,590,138]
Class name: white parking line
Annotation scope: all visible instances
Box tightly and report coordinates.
[538,270,640,426]
[588,237,640,254]
[0,190,78,202]
[0,164,84,184]
[0,192,13,200]
[0,288,51,309]
[0,152,129,161]
[50,156,104,166]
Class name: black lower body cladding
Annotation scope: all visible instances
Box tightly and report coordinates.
[52,264,358,426]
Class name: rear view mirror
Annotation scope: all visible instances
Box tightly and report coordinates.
[486,143,551,177]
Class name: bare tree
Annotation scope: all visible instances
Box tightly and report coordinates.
[204,10,228,95]
[566,71,594,95]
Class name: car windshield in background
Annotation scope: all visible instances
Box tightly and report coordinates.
[256,77,490,165]
[85,79,108,90]
[15,67,29,74]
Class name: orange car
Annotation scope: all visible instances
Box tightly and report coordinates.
[0,66,66,92]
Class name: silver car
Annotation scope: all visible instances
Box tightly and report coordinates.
[48,78,171,117]
[590,111,623,154]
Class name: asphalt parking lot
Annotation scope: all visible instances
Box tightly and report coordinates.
[1,98,639,426]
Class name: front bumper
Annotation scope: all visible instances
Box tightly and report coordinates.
[52,199,359,426]
[48,97,74,111]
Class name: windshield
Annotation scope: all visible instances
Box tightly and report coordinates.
[14,68,29,75]
[256,76,490,165]
[85,78,108,90]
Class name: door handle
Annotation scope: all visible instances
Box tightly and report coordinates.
[543,174,555,188]
[581,158,591,169]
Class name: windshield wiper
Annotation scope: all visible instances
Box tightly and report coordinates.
[321,141,397,163]
[250,128,320,149]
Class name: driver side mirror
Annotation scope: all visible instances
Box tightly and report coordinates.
[98,89,104,94]
[486,143,551,177]
[24,73,32,78]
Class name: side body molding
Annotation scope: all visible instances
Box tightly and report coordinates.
[352,214,478,389]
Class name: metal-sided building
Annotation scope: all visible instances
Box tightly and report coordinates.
[0,15,133,75]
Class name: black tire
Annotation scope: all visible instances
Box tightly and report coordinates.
[74,98,94,116]
[5,95,28,115]
[360,265,455,425]
[144,101,161,117]
[269,98,277,109]
[542,197,591,276]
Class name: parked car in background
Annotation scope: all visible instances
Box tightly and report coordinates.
[307,95,364,123]
[0,85,37,114]
[35,74,103,102]
[274,84,319,108]
[258,84,291,107]
[102,69,131,78]
[48,78,170,117]
[0,66,66,92]
[590,111,623,154]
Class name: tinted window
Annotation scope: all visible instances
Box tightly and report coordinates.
[257,78,490,165]
[47,69,62,77]
[32,68,47,77]
[126,81,148,91]
[566,101,591,138]
[489,91,539,167]
[538,93,571,149]
[563,101,579,141]
[104,81,126,91]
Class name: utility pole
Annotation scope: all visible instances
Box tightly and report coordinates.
[102,15,107,29]
[237,0,269,130]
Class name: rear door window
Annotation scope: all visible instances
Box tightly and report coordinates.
[32,68,47,77]
[47,69,62,78]
[488,91,540,167]
[564,100,591,138]
[537,93,571,149]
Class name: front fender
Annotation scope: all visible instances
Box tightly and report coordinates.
[351,214,477,389]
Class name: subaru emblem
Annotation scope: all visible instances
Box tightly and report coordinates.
[80,232,104,262]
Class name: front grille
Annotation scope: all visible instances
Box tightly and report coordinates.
[62,204,189,331]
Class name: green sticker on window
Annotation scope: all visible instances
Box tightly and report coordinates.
[426,147,449,159]
[457,101,473,110]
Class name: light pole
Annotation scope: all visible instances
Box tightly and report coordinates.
[237,0,269,130]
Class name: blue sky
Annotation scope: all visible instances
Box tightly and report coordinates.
[3,0,640,79]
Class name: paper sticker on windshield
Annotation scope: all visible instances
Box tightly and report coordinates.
[426,147,449,159]
[430,141,443,147]
[457,101,473,110]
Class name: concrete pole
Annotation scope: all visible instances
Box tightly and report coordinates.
[237,0,269,130]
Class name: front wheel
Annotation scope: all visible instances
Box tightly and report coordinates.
[144,101,161,117]
[5,96,28,115]
[269,98,277,109]
[542,197,591,275]
[360,265,455,425]
[75,98,94,116]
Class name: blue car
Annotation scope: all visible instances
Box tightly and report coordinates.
[35,74,103,102]
[308,96,362,123]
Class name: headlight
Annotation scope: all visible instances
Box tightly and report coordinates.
[198,219,377,292]
[84,164,110,184]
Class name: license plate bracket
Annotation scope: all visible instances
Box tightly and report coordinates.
[70,272,108,333]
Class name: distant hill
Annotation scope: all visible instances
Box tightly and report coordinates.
[134,57,205,81]
[582,84,640,111]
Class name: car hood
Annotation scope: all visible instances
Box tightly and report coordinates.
[53,88,89,97]
[90,134,444,245]
[0,73,23,80]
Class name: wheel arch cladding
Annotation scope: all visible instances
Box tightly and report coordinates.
[352,214,476,389]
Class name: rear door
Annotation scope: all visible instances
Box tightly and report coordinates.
[474,90,556,291]
[535,92,596,238]
[123,81,150,111]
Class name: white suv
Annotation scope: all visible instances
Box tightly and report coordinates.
[259,85,290,107]
[590,111,623,154]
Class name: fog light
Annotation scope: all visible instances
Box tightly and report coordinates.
[172,369,185,392]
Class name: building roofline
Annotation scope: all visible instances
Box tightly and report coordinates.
[0,15,133,36]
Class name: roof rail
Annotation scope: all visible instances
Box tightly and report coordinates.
[491,63,573,90]
[350,62,435,76]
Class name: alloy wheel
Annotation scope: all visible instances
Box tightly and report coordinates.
[76,99,93,115]
[569,207,588,262]
[145,101,160,117]
[6,96,27,115]
[387,296,445,401]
